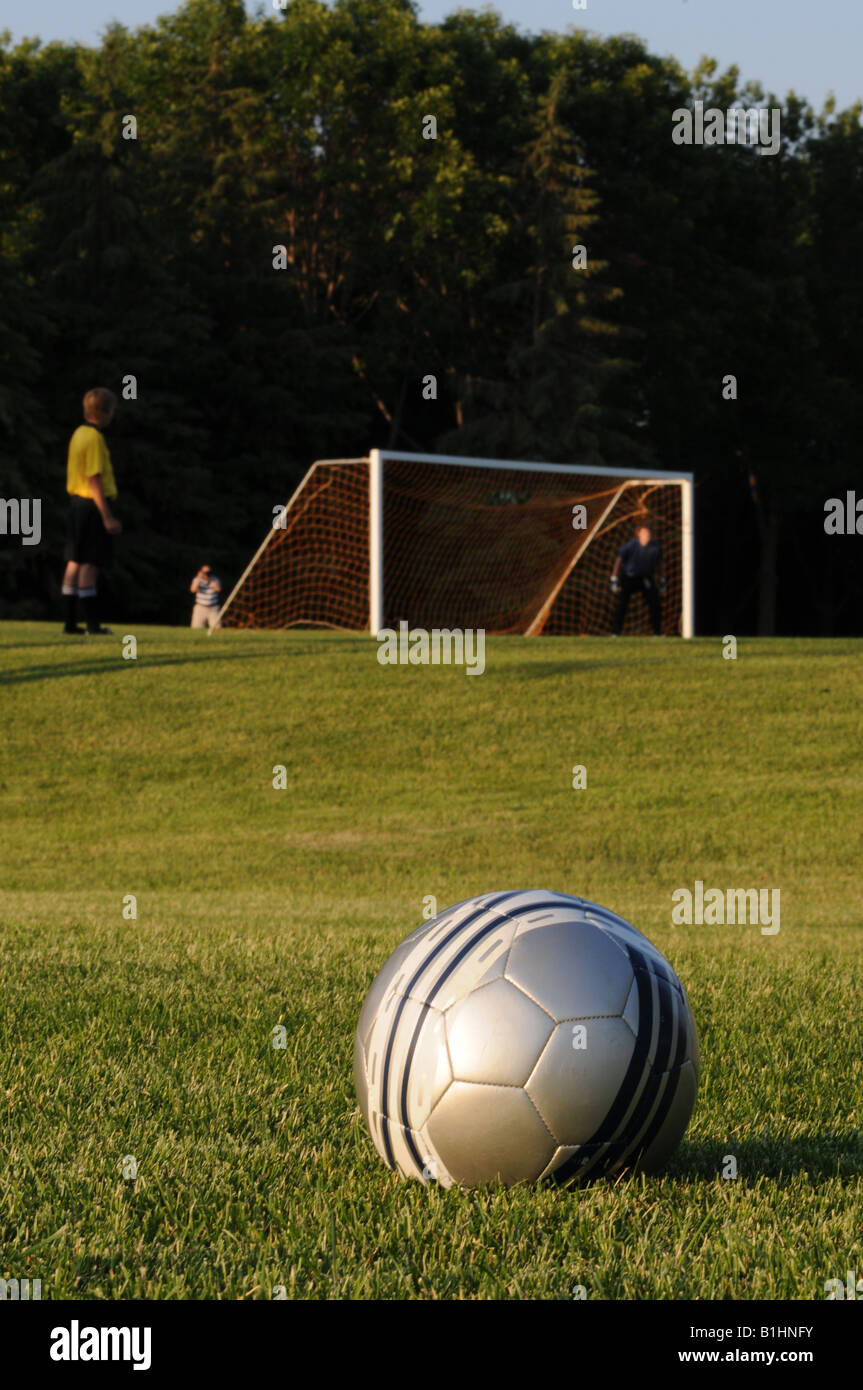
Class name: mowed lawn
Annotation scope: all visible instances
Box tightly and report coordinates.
[0,622,860,1300]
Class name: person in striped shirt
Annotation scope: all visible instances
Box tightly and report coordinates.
[190,565,221,629]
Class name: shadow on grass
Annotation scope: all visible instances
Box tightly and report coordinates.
[665,1135,863,1183]
[0,629,370,653]
[548,1136,862,1189]
[0,648,280,685]
[511,654,673,678]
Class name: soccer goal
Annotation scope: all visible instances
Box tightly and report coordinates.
[214,450,694,637]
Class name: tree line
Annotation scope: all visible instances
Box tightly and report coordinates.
[1,0,861,634]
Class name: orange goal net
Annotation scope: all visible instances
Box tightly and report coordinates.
[216,451,693,637]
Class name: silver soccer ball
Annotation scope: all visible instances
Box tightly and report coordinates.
[354,890,699,1187]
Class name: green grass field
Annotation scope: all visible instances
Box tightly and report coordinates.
[1,623,860,1300]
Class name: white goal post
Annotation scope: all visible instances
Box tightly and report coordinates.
[368,449,695,638]
[214,449,695,638]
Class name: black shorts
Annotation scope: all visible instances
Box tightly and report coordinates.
[65,496,113,567]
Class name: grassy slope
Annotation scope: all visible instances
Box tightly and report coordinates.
[0,623,860,1299]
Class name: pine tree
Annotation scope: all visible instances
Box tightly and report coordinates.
[439,70,651,469]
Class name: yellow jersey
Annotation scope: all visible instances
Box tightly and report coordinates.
[66,424,117,500]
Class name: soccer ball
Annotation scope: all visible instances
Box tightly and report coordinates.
[354,890,699,1188]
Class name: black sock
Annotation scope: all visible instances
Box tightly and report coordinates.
[62,587,78,631]
[81,593,100,632]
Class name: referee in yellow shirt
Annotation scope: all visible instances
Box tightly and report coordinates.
[62,388,122,635]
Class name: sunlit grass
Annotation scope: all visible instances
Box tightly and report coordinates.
[0,623,860,1298]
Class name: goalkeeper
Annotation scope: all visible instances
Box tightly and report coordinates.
[609,521,665,636]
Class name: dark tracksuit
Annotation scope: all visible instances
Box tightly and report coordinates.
[612,538,663,635]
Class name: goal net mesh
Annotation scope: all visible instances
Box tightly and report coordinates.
[218,457,684,636]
